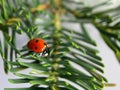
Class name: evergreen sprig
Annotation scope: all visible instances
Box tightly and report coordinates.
[0,0,119,90]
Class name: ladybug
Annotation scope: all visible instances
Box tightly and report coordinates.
[27,38,49,56]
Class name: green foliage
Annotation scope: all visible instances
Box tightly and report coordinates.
[0,0,119,90]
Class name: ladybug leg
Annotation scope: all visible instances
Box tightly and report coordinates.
[36,53,42,57]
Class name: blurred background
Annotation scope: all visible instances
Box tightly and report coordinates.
[0,0,120,90]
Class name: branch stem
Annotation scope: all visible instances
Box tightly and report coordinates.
[50,0,61,90]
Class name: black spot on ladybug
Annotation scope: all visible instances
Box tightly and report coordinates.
[36,40,39,43]
[35,46,37,50]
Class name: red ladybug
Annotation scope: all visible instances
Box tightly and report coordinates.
[27,38,49,55]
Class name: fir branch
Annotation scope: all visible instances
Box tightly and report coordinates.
[0,0,119,90]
